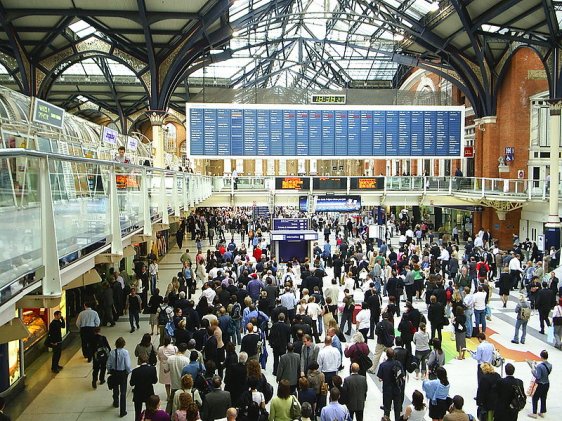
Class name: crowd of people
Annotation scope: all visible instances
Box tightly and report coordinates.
[44,207,561,421]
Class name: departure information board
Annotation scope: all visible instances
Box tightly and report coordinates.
[187,104,464,158]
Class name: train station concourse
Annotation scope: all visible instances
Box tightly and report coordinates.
[1,1,562,420]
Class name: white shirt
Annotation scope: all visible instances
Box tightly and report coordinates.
[167,353,190,389]
[306,302,322,321]
[344,276,355,291]
[473,291,487,311]
[474,237,483,248]
[405,229,414,238]
[202,288,216,306]
[508,257,522,272]
[149,263,158,276]
[463,293,474,310]
[438,249,450,261]
[317,345,341,373]
[355,309,371,330]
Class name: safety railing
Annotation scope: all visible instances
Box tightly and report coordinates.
[0,148,213,306]
[213,175,552,200]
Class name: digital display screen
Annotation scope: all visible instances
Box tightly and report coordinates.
[300,195,362,212]
[350,177,385,190]
[312,177,347,190]
[311,94,347,104]
[275,177,310,190]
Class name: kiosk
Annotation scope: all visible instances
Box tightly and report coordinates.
[270,218,318,263]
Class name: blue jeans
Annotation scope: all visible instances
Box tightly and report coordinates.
[150,275,157,295]
[474,309,486,333]
[513,319,527,343]
[464,309,473,338]
[232,319,241,345]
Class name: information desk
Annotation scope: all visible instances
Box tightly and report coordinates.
[270,230,318,263]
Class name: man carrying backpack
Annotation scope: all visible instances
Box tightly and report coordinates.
[377,348,404,421]
[91,327,111,389]
[512,295,531,344]
[494,363,525,421]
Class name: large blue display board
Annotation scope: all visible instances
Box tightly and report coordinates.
[187,104,464,158]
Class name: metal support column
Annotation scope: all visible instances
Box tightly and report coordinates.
[545,99,561,249]
[142,168,153,236]
[160,173,169,225]
[39,157,61,297]
[109,167,123,255]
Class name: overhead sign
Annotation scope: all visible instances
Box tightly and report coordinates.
[300,195,361,212]
[31,98,65,129]
[275,177,310,190]
[463,146,474,158]
[312,177,347,190]
[350,177,385,190]
[187,104,465,158]
[102,126,118,145]
[310,94,346,104]
[272,218,310,231]
[127,136,138,151]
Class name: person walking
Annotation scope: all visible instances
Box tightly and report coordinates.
[47,310,65,373]
[130,354,158,421]
[125,288,143,333]
[320,388,350,421]
[512,295,531,344]
[377,348,403,421]
[368,312,395,374]
[157,336,177,400]
[269,379,299,421]
[342,363,368,421]
[494,363,524,421]
[276,343,300,393]
[553,297,562,350]
[427,295,445,343]
[422,367,451,421]
[535,282,555,334]
[476,362,500,421]
[528,350,552,419]
[413,322,431,380]
[75,302,100,362]
[107,337,132,418]
[471,333,495,383]
[269,313,291,375]
[91,327,111,389]
[201,376,232,421]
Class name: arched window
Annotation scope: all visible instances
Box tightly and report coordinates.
[164,123,176,152]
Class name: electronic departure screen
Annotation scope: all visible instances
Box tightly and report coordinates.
[275,177,310,190]
[350,177,385,190]
[312,177,347,190]
[187,104,465,158]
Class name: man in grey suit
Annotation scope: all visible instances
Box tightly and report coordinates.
[201,376,231,421]
[276,343,300,393]
[300,334,320,377]
[342,363,368,421]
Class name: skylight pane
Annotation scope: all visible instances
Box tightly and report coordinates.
[69,20,97,39]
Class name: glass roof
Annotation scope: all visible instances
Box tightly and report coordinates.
[68,20,97,39]
[189,0,441,89]
[63,58,136,77]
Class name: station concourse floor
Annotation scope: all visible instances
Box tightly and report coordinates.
[12,231,562,421]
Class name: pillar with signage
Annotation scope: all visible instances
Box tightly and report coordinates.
[270,218,318,263]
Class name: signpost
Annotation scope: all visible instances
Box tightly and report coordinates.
[31,98,65,129]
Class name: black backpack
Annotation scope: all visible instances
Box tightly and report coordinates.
[392,361,405,389]
[94,346,109,362]
[509,383,527,412]
[157,306,171,326]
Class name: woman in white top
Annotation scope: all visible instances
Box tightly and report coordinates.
[401,390,427,420]
[157,336,177,399]
[355,302,371,342]
[413,322,431,380]
[553,297,562,350]
[344,272,355,291]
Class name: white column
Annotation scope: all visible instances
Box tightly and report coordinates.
[546,100,561,227]
[109,166,123,255]
[142,168,152,236]
[39,157,61,296]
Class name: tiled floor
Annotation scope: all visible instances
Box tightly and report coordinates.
[14,231,562,421]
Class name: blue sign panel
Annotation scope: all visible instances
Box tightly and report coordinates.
[296,110,309,156]
[334,110,348,156]
[272,218,310,231]
[188,105,464,157]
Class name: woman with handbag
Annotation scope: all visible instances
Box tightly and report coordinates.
[158,336,177,400]
[269,379,300,421]
[427,339,445,380]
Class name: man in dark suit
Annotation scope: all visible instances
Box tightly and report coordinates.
[342,363,368,421]
[129,354,157,421]
[342,363,367,421]
[269,313,291,375]
[494,363,525,421]
[201,376,232,421]
[276,343,300,393]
